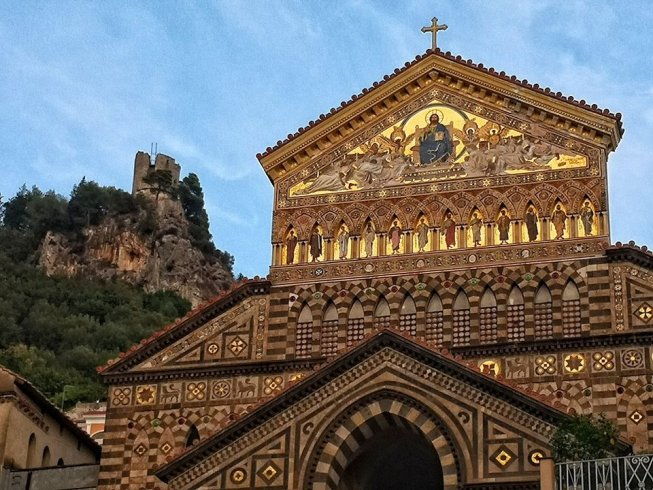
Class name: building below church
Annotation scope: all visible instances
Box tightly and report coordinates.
[96,39,653,490]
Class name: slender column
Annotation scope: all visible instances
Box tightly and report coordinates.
[486,223,494,246]
[569,215,578,238]
[433,228,440,251]
[378,233,385,256]
[299,241,307,263]
[405,231,413,254]
[512,220,522,244]
[325,239,333,261]
[460,225,468,249]
[542,218,550,241]
[352,236,359,259]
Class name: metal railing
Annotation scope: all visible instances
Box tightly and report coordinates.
[557,454,653,489]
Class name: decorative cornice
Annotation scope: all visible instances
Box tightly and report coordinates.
[606,241,653,269]
[102,357,323,386]
[98,279,271,375]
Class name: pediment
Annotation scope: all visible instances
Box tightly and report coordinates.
[258,51,622,199]
[156,330,579,488]
[98,280,271,378]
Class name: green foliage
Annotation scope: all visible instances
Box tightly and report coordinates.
[142,169,176,201]
[69,178,136,228]
[550,414,620,462]
[179,173,234,274]
[0,253,191,408]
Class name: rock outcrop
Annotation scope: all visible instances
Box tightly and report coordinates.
[39,198,232,307]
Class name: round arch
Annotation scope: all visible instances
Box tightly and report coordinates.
[302,391,462,490]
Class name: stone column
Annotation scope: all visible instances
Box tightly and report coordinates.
[512,220,522,244]
[486,223,494,246]
[542,218,550,241]
[299,241,307,263]
[539,458,555,490]
[405,231,413,254]
[352,236,360,259]
[325,238,333,261]
[569,215,578,239]
[433,228,440,251]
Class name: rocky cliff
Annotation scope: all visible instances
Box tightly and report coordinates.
[39,198,232,307]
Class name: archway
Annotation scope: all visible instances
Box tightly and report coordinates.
[337,424,443,490]
[305,392,461,489]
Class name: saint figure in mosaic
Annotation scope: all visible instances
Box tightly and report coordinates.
[580,201,594,236]
[469,212,483,247]
[416,217,429,252]
[497,209,511,245]
[286,229,298,264]
[338,225,349,259]
[309,226,323,262]
[389,220,402,254]
[364,223,375,258]
[442,212,456,249]
[552,204,567,240]
[525,206,539,242]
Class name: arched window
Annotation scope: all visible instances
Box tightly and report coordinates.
[41,446,51,467]
[425,293,443,346]
[562,280,581,337]
[399,295,417,336]
[57,458,64,466]
[296,303,313,358]
[479,288,497,343]
[321,302,339,357]
[373,297,391,330]
[452,290,471,346]
[185,424,200,448]
[534,283,553,339]
[507,285,525,342]
[347,300,365,346]
[26,433,36,468]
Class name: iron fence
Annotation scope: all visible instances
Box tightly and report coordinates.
[557,454,653,489]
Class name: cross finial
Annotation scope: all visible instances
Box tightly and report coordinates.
[421,17,448,50]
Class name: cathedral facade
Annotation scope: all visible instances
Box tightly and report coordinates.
[97,45,653,489]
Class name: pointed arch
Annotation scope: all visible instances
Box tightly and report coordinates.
[129,429,149,488]
[626,395,648,453]
[507,285,525,342]
[157,427,176,466]
[26,433,36,468]
[479,288,497,344]
[399,295,417,336]
[296,303,314,359]
[426,292,444,346]
[185,424,200,448]
[373,296,391,330]
[562,279,581,337]
[41,447,51,467]
[452,289,470,346]
[347,299,365,347]
[534,282,553,340]
[321,301,339,358]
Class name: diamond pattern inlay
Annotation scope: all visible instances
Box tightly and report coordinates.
[635,303,653,322]
[630,410,644,424]
[491,445,517,469]
[229,336,247,356]
[257,460,281,483]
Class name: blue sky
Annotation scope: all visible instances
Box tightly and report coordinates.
[1,1,651,277]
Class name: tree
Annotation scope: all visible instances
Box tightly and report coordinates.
[550,414,620,462]
[142,169,175,201]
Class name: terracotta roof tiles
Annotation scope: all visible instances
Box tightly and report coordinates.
[257,49,622,160]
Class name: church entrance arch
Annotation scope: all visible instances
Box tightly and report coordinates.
[304,392,461,490]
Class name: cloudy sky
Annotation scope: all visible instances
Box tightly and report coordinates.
[1,1,651,277]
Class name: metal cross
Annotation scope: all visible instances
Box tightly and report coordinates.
[421,17,448,50]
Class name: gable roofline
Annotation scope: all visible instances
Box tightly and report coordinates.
[157,328,616,482]
[0,366,101,459]
[97,278,271,376]
[257,48,623,166]
[606,241,653,268]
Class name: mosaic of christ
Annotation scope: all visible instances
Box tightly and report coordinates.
[290,104,587,196]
